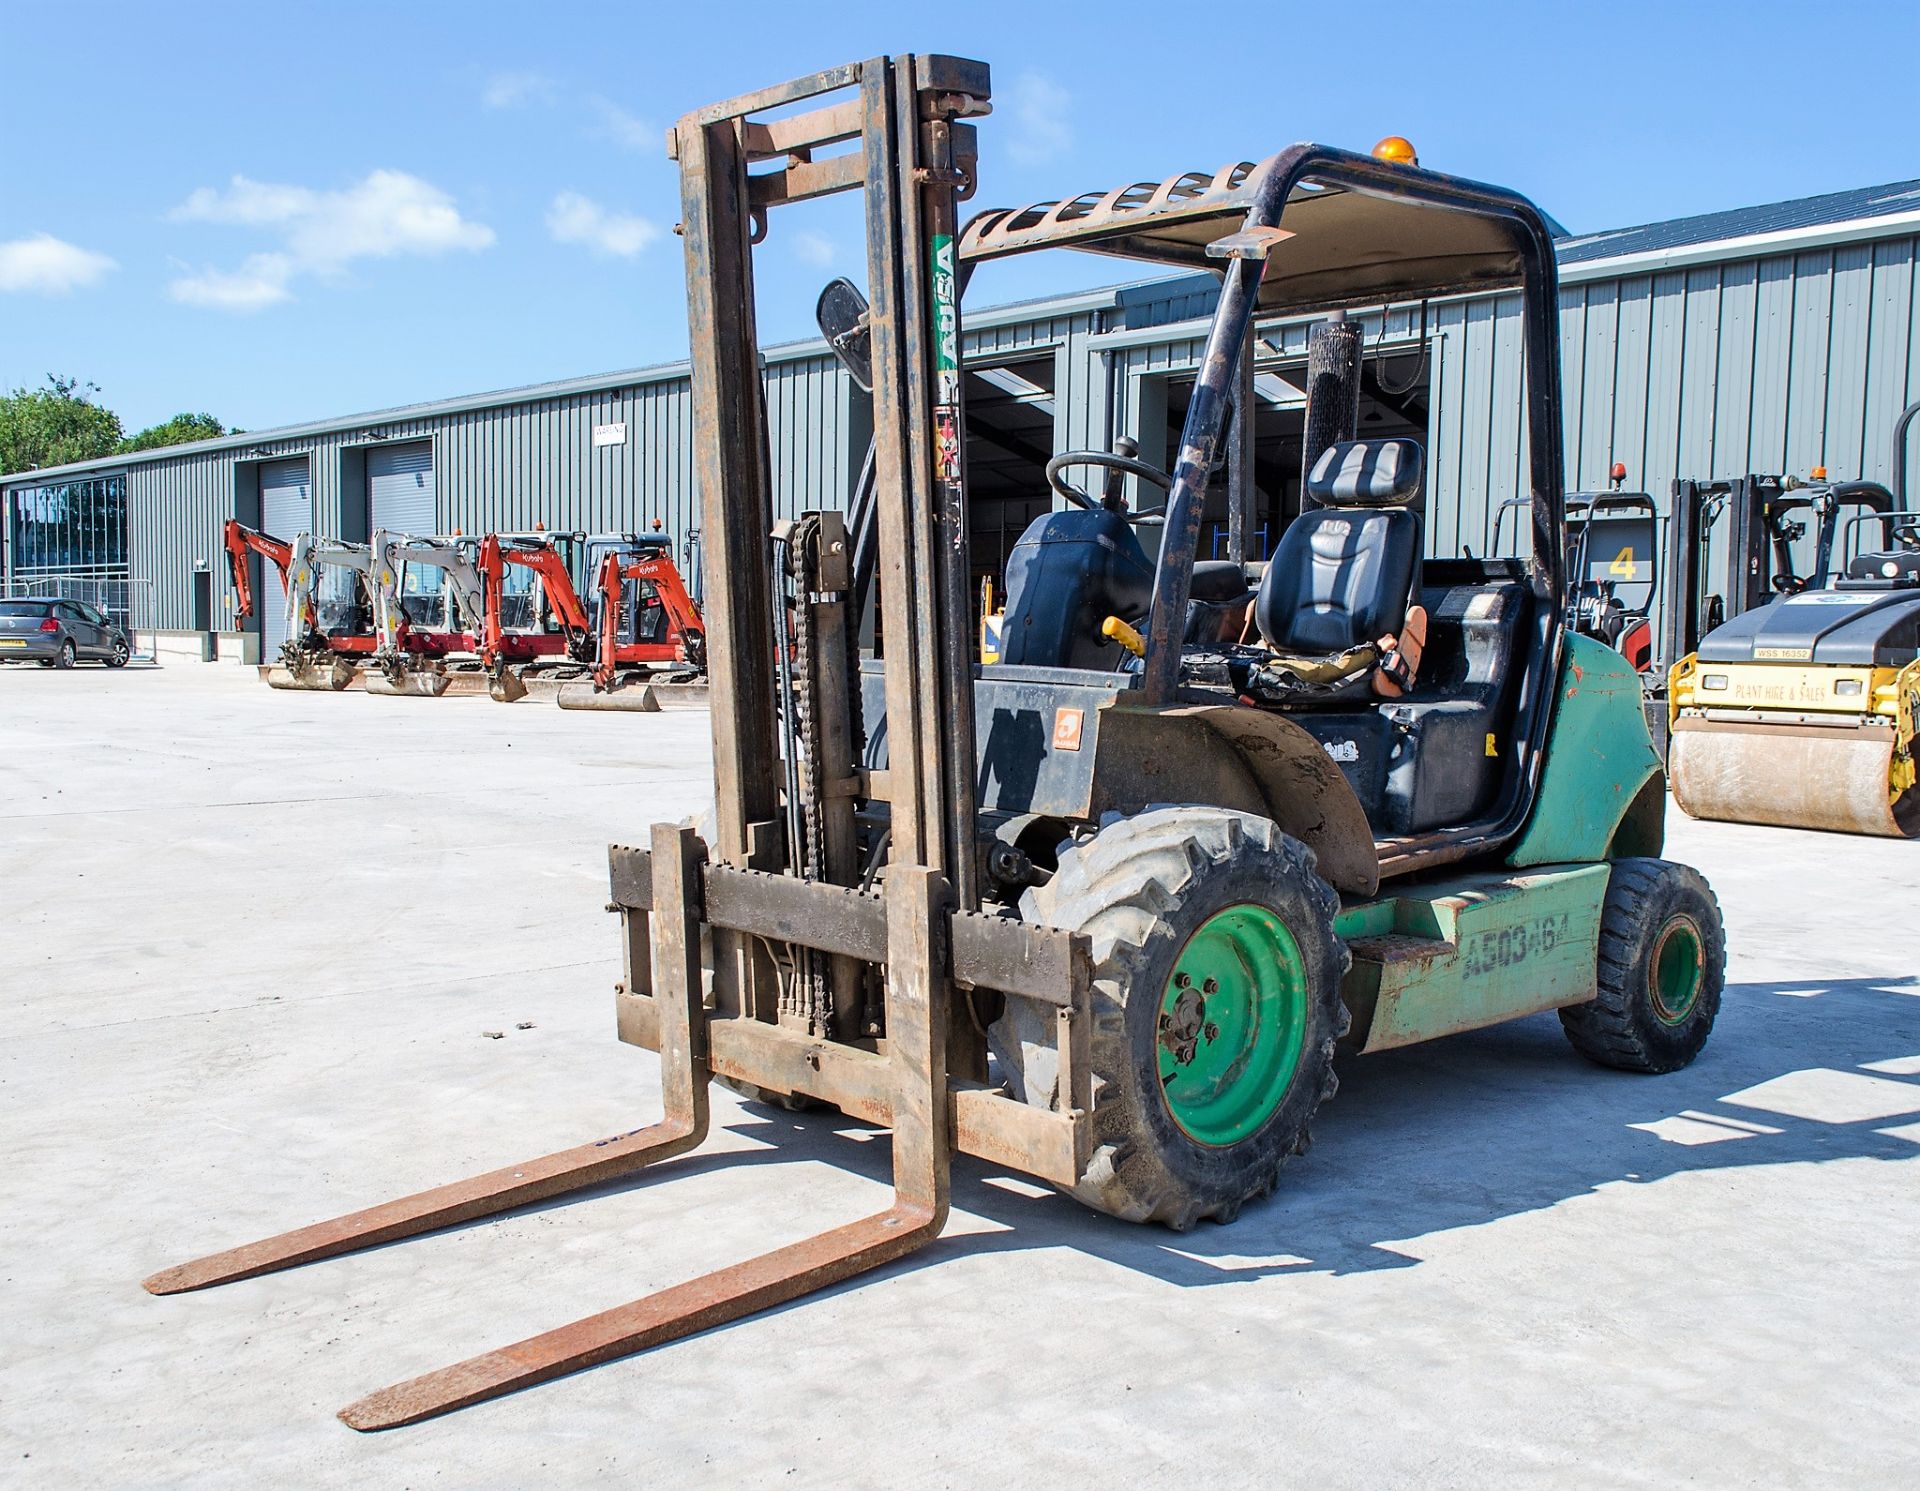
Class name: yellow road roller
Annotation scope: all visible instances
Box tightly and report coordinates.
[1670,401,1920,836]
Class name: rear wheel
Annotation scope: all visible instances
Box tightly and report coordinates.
[54,640,76,670]
[1560,857,1724,1072]
[991,806,1349,1230]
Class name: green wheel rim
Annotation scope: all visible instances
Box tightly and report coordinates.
[1156,903,1308,1147]
[1649,915,1705,1025]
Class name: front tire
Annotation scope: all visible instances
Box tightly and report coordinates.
[991,807,1349,1230]
[106,638,130,668]
[1560,858,1724,1072]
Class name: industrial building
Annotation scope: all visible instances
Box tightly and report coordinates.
[6,174,1918,663]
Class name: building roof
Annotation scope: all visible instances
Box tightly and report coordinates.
[1557,177,1920,265]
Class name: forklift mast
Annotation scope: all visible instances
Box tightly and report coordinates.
[1665,474,1900,665]
[678,56,986,904]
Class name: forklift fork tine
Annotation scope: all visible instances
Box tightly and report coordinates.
[338,1202,941,1430]
[146,820,714,1300]
[142,1117,704,1296]
[339,862,952,1430]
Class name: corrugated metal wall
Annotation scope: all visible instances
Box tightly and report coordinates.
[27,230,1920,635]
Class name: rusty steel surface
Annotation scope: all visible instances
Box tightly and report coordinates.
[336,1205,944,1430]
[140,1120,705,1297]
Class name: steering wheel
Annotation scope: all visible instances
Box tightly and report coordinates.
[1046,449,1174,518]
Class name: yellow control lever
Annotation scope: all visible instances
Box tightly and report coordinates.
[1102,616,1145,658]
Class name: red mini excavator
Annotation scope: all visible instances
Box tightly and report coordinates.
[474,532,597,701]
[556,537,706,710]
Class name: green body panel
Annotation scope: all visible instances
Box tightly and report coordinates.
[1507,633,1662,866]
[1333,862,1610,1052]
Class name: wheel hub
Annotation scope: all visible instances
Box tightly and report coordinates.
[1156,903,1309,1147]
[1649,915,1705,1025]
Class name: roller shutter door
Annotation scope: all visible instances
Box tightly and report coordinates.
[258,458,311,659]
[368,442,436,536]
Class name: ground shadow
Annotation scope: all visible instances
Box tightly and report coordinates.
[402,968,1920,1292]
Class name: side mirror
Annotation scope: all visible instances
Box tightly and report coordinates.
[816,278,873,392]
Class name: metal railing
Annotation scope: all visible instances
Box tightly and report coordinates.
[1,574,159,661]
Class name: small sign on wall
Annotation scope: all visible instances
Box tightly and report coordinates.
[593,421,628,448]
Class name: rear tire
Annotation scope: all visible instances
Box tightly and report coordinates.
[54,640,76,670]
[1560,857,1724,1073]
[991,806,1349,1230]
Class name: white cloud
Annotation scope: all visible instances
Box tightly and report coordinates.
[547,191,660,258]
[589,97,656,152]
[168,253,294,311]
[483,70,555,109]
[792,231,835,268]
[167,170,494,311]
[0,233,117,294]
[1004,72,1072,165]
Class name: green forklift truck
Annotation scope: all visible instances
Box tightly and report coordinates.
[146,54,1726,1429]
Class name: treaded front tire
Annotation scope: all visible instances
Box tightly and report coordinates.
[990,806,1349,1230]
[1560,857,1724,1073]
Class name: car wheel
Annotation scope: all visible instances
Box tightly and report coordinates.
[55,640,77,670]
[106,637,130,668]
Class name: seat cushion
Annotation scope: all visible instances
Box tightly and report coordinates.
[1255,507,1420,655]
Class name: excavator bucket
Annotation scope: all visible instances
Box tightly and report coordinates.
[364,667,451,698]
[487,667,530,703]
[555,678,661,712]
[267,657,356,691]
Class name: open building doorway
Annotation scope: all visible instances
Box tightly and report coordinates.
[1154,344,1430,563]
[963,354,1058,590]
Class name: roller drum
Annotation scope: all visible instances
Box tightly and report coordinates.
[1669,717,1916,838]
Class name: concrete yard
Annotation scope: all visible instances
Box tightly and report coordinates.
[3,662,1917,1489]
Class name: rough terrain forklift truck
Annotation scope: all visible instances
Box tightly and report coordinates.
[146,55,1726,1430]
[1494,470,1661,664]
[1669,400,1920,836]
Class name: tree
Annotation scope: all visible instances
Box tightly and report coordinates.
[119,412,229,454]
[0,375,123,477]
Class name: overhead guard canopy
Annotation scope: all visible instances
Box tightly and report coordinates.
[958,150,1534,315]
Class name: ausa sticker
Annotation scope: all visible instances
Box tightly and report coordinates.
[1053,707,1084,751]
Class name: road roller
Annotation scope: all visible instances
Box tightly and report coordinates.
[1670,401,1920,836]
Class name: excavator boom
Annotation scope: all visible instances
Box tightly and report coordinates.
[223,519,293,624]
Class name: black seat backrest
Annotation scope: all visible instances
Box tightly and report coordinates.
[998,506,1156,669]
[1256,438,1423,655]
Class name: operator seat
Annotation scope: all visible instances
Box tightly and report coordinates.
[1254,438,1423,675]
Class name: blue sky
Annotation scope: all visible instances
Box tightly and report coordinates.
[3,0,1917,433]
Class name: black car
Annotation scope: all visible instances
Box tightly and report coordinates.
[0,598,132,668]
